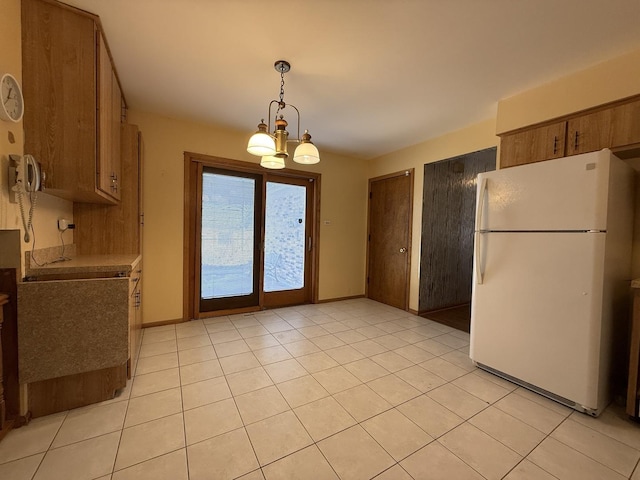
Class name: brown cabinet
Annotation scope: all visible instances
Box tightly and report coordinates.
[500,121,567,168]
[22,0,124,204]
[129,265,142,378]
[74,125,143,255]
[500,96,640,168]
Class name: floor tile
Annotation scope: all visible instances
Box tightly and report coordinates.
[0,412,67,464]
[115,413,185,470]
[232,317,261,329]
[226,367,274,396]
[131,368,181,398]
[182,376,232,410]
[263,358,308,383]
[124,387,182,427]
[344,358,390,382]
[219,351,261,374]
[178,345,217,366]
[494,392,568,434]
[427,383,489,419]
[397,394,464,438]
[452,372,511,403]
[333,384,392,422]
[366,374,421,405]
[440,423,522,480]
[272,330,306,344]
[371,334,409,350]
[370,351,414,372]
[513,387,572,416]
[214,339,251,358]
[401,440,485,480]
[283,339,321,357]
[179,358,223,385]
[414,338,455,356]
[263,321,295,333]
[112,449,188,480]
[238,325,270,338]
[297,351,339,373]
[34,432,120,480]
[311,334,346,350]
[317,425,395,480]
[321,321,351,334]
[52,401,127,448]
[503,459,558,480]
[293,396,356,441]
[393,329,428,343]
[277,374,330,408]
[432,333,469,349]
[177,334,211,351]
[351,339,388,356]
[187,428,259,480]
[393,344,435,363]
[362,409,433,461]
[571,403,640,450]
[262,445,339,480]
[551,418,640,477]
[141,329,176,345]
[355,325,387,339]
[334,330,368,344]
[440,350,476,371]
[135,352,179,376]
[139,339,177,358]
[205,321,236,334]
[175,323,208,339]
[235,385,290,425]
[528,437,626,480]
[420,357,468,381]
[395,364,446,392]
[324,345,365,364]
[468,406,545,456]
[209,329,243,344]
[0,453,43,480]
[184,397,243,445]
[245,334,281,350]
[299,325,330,338]
[245,410,313,466]
[313,365,362,394]
[253,345,293,365]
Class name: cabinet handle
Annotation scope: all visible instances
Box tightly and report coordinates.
[553,136,558,155]
[110,172,118,182]
[111,183,118,193]
[574,131,579,150]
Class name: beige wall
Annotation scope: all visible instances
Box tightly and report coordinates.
[368,119,499,313]
[497,48,640,134]
[0,0,73,274]
[127,110,369,324]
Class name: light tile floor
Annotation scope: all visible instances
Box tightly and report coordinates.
[1,298,640,479]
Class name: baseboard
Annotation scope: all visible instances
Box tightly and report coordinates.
[317,294,365,303]
[142,318,187,328]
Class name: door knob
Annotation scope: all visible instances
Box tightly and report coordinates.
[399,248,407,253]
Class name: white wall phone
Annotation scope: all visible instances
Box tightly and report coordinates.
[9,154,41,242]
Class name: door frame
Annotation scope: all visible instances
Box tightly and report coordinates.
[183,152,321,320]
[365,169,414,311]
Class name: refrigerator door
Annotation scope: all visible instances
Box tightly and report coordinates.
[476,149,612,232]
[470,231,606,411]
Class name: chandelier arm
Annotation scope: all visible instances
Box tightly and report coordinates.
[267,100,280,133]
[286,103,301,143]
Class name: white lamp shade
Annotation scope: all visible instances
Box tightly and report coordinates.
[260,156,285,169]
[247,132,276,156]
[293,142,320,164]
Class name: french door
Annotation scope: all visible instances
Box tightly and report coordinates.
[185,155,318,319]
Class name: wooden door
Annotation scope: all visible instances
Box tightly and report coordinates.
[500,121,566,168]
[367,170,413,310]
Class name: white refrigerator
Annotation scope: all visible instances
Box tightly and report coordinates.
[469,149,634,416]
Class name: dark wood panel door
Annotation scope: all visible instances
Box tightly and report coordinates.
[367,171,413,310]
[420,148,496,313]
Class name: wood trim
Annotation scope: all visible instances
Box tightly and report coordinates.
[142,318,187,329]
[183,153,321,318]
[498,93,640,137]
[316,295,365,303]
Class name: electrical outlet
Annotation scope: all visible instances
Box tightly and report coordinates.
[58,218,69,231]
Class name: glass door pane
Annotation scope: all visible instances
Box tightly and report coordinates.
[264,182,307,292]
[200,168,261,311]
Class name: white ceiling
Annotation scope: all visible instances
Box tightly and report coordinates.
[61,0,640,160]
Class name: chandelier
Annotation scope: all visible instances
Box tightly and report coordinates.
[246,60,320,169]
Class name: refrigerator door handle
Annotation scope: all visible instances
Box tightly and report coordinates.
[475,177,488,284]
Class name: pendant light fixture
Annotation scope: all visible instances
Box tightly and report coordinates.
[246,60,320,169]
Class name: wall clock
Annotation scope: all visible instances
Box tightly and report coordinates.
[0,73,24,123]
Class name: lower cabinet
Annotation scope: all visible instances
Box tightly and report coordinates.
[17,258,141,417]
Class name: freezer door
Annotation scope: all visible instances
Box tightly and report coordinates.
[476,150,612,232]
[470,231,606,411]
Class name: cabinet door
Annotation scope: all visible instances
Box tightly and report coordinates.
[610,98,640,147]
[566,109,612,156]
[500,121,566,168]
[97,34,121,201]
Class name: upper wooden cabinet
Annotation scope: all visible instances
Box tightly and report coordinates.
[22,0,124,204]
[500,121,567,168]
[500,96,640,168]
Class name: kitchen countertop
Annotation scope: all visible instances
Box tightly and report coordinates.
[25,254,141,278]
